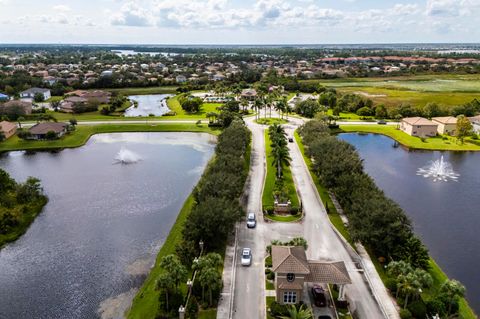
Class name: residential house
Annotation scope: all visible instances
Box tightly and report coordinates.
[432,116,457,135]
[400,117,438,138]
[0,121,17,139]
[66,90,111,104]
[469,115,480,134]
[271,246,351,305]
[241,88,257,100]
[176,75,187,83]
[29,122,68,140]
[20,88,51,101]
[60,96,88,113]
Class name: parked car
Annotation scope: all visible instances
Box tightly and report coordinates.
[288,137,294,143]
[241,248,252,266]
[247,212,256,228]
[311,285,327,307]
[377,119,387,125]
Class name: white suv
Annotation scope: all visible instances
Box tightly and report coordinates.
[241,248,252,266]
[246,213,256,228]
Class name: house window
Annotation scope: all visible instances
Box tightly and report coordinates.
[283,291,297,304]
[286,273,295,282]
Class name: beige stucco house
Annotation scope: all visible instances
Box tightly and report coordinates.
[271,246,351,305]
[400,117,438,138]
[469,115,480,134]
[432,116,457,135]
[0,121,17,139]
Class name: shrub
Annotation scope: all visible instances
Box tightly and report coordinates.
[407,300,426,319]
[265,268,272,275]
[290,206,300,215]
[385,278,398,294]
[265,255,273,267]
[264,206,274,215]
[267,272,275,280]
[185,295,199,319]
[269,301,289,317]
[425,298,446,317]
[399,309,412,319]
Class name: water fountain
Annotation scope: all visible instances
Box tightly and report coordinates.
[114,147,142,164]
[416,155,459,182]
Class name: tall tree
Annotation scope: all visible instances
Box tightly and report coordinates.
[439,279,466,315]
[156,273,175,312]
[159,254,188,292]
[197,266,222,306]
[456,115,473,144]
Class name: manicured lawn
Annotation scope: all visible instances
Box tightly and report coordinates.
[127,195,196,319]
[339,125,480,151]
[255,118,289,125]
[198,309,217,319]
[262,130,299,208]
[266,280,275,290]
[108,86,178,95]
[166,95,222,119]
[294,131,353,245]
[265,214,302,222]
[0,123,220,152]
[266,296,276,319]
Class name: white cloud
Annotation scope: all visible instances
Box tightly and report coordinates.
[426,0,480,17]
[53,5,72,12]
[111,1,153,27]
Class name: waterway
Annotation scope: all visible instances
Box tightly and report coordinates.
[339,133,480,313]
[125,94,172,117]
[0,132,215,319]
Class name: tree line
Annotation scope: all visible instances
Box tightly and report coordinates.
[154,118,251,318]
[0,169,48,248]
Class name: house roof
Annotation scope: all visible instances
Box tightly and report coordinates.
[29,122,67,135]
[0,121,16,132]
[432,116,457,124]
[2,100,32,109]
[402,117,437,126]
[241,89,257,97]
[306,261,352,285]
[271,246,311,275]
[469,115,480,123]
[21,87,50,94]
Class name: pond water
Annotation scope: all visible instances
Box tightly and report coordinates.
[125,94,172,117]
[339,133,480,313]
[0,132,215,319]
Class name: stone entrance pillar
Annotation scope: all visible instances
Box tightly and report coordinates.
[338,285,346,301]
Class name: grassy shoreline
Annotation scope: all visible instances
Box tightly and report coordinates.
[295,129,477,319]
[0,123,220,152]
[339,124,480,151]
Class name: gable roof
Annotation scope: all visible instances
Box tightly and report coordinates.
[0,121,16,132]
[306,261,352,285]
[402,117,437,126]
[21,87,50,94]
[432,116,457,124]
[271,246,310,275]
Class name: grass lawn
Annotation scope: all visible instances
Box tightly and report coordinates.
[108,86,178,95]
[166,95,222,120]
[326,109,374,121]
[266,279,275,290]
[339,125,480,151]
[266,296,276,319]
[127,195,196,319]
[294,131,353,245]
[255,118,289,125]
[198,309,217,319]
[0,123,220,152]
[262,130,299,209]
[265,214,302,222]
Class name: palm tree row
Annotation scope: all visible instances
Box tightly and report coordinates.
[268,123,291,179]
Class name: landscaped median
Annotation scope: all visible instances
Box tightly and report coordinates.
[0,123,220,152]
[338,124,480,151]
[262,128,301,222]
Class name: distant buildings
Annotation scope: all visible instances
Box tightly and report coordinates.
[432,117,457,135]
[0,121,17,139]
[176,75,187,83]
[400,117,438,138]
[20,88,51,101]
[469,115,480,134]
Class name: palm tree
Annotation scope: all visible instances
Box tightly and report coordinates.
[156,273,175,312]
[198,266,222,306]
[240,99,248,113]
[276,97,288,120]
[440,279,466,315]
[17,116,25,129]
[280,304,313,319]
[159,254,188,292]
[271,144,291,178]
[254,98,264,121]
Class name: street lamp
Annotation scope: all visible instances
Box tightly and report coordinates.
[178,305,185,319]
[187,280,193,293]
[199,240,204,252]
[193,257,199,264]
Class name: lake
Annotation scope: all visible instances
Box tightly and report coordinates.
[125,94,172,117]
[0,132,215,319]
[339,133,480,313]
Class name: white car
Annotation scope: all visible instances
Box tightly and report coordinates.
[246,212,256,228]
[241,248,252,266]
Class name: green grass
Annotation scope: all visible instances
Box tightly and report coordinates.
[265,214,302,222]
[166,95,222,119]
[108,86,178,95]
[45,96,63,103]
[255,118,289,125]
[266,296,276,319]
[339,125,480,151]
[198,309,217,319]
[294,131,353,245]
[266,279,275,290]
[127,194,196,319]
[0,123,219,152]
[262,130,299,209]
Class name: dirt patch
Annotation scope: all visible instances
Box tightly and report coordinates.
[354,91,387,98]
[98,288,138,319]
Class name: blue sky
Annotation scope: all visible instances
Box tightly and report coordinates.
[0,0,479,44]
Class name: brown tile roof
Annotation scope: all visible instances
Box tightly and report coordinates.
[402,117,437,126]
[272,246,310,275]
[306,261,352,285]
[432,116,457,124]
[0,121,16,132]
[29,122,67,134]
